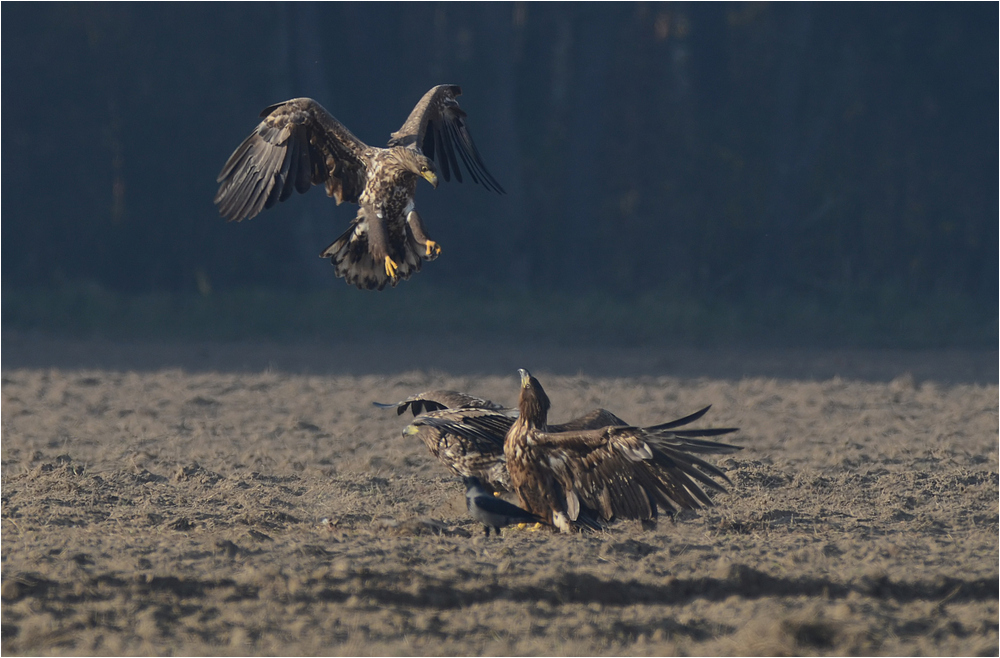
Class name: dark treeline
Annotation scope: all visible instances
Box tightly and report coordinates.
[2,3,997,308]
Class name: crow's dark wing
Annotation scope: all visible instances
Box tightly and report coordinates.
[471,493,542,522]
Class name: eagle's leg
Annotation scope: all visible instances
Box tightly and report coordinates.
[364,204,400,281]
[383,255,399,280]
[406,210,442,259]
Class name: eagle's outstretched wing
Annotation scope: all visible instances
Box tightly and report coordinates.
[215,98,369,223]
[525,424,741,523]
[374,389,508,417]
[550,408,629,432]
[388,85,505,193]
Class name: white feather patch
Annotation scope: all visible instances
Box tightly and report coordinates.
[624,443,654,461]
[565,490,580,521]
[553,511,572,534]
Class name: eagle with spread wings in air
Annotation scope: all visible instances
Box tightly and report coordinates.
[506,370,742,533]
[215,85,504,290]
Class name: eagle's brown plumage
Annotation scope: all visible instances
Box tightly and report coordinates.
[215,85,503,290]
[385,388,736,504]
[404,407,516,494]
[504,370,742,533]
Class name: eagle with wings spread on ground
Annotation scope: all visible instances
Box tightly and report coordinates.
[376,384,741,533]
[215,85,504,290]
[506,370,743,533]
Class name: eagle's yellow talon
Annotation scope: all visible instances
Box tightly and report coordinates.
[425,240,442,258]
[384,256,399,279]
[513,522,543,532]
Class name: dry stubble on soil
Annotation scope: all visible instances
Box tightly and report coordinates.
[1,341,997,656]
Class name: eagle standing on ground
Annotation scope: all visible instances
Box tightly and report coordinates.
[505,370,742,533]
[215,85,504,290]
[377,389,736,503]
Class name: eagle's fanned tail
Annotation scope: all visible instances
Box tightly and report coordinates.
[320,208,428,291]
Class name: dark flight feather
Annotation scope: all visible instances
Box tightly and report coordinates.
[373,389,508,416]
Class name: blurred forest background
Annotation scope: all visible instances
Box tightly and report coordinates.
[2,2,997,347]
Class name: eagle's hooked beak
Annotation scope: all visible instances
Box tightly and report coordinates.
[518,369,531,388]
[421,170,439,188]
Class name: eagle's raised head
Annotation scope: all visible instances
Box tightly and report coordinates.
[517,369,550,428]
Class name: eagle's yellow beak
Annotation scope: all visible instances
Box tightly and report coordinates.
[421,170,439,188]
[518,369,531,388]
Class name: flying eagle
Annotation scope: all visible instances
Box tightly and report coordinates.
[215,85,504,290]
[506,370,742,533]
[382,389,734,504]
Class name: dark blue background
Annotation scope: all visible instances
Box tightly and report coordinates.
[2,3,996,344]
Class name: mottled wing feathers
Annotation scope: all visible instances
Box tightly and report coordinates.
[388,85,505,194]
[408,408,513,453]
[524,423,740,522]
[404,408,514,492]
[215,98,369,222]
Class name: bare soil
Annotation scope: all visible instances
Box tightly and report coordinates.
[1,336,997,656]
